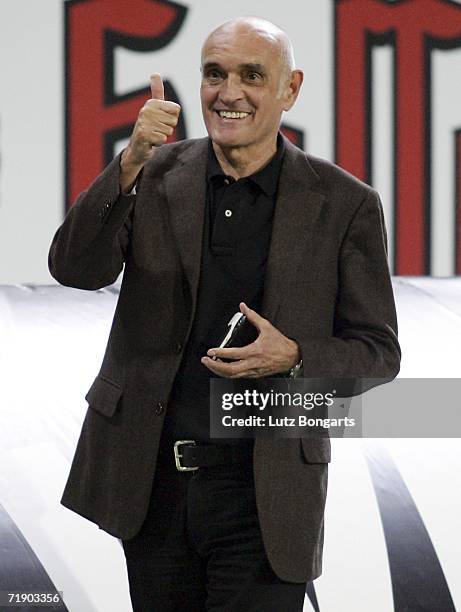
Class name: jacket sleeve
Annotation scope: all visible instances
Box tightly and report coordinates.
[48,154,135,290]
[298,189,401,382]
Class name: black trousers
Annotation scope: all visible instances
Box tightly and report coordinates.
[121,441,306,611]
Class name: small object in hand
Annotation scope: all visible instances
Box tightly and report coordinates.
[212,312,255,361]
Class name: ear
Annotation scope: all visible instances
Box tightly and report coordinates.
[281,69,304,112]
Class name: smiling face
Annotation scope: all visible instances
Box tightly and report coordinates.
[200,20,302,163]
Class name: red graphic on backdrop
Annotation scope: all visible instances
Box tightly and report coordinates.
[65,0,187,208]
[336,0,461,275]
[66,0,460,274]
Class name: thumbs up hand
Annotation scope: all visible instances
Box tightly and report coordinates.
[149,73,165,101]
[120,73,181,192]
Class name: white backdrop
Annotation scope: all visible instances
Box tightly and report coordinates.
[0,279,460,611]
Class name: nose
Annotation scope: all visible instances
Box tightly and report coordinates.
[218,74,244,105]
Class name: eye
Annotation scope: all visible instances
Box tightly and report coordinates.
[243,71,263,84]
[205,69,223,83]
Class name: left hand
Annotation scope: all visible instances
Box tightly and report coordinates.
[201,302,301,378]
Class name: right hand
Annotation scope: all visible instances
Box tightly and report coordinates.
[120,74,181,191]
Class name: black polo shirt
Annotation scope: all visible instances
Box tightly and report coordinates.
[164,134,286,444]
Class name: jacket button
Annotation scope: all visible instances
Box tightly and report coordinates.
[154,402,164,416]
[174,341,183,354]
[99,202,110,219]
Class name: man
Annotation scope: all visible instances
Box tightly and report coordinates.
[49,16,400,611]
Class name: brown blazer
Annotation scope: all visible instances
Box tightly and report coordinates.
[48,135,400,583]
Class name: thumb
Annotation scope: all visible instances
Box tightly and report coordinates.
[150,73,165,101]
[239,302,266,331]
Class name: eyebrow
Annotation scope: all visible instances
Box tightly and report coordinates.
[201,62,266,75]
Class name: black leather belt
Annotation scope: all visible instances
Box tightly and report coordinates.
[173,440,253,471]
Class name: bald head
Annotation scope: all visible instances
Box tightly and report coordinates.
[200,16,303,162]
[202,17,296,96]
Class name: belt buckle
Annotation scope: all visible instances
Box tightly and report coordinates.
[174,440,199,472]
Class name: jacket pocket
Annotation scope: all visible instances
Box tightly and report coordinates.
[85,375,123,418]
[300,437,331,463]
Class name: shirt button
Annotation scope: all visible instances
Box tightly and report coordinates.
[154,402,164,416]
[174,341,183,354]
[225,209,232,217]
[224,178,230,185]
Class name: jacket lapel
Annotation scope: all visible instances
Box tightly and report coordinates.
[164,138,209,316]
[261,139,326,322]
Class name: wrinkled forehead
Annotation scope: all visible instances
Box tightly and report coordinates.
[201,25,281,68]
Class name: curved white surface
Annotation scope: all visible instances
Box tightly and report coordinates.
[0,278,460,611]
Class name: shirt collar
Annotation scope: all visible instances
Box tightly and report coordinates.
[206,132,286,197]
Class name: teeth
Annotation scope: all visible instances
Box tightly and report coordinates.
[218,111,250,119]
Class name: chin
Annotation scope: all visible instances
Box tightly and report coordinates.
[208,128,249,149]
[212,136,241,148]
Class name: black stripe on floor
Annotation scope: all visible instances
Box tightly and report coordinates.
[0,501,68,611]
[306,580,320,611]
[365,443,455,612]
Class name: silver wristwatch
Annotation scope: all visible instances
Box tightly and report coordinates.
[288,359,303,379]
